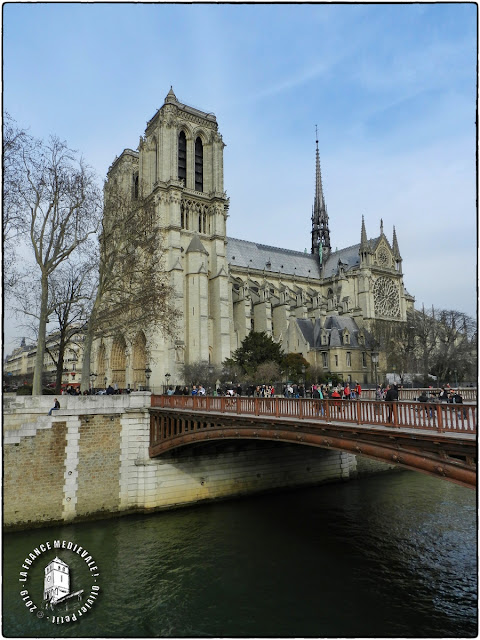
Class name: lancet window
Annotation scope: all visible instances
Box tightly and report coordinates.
[178,131,187,184]
[133,172,139,199]
[195,137,203,192]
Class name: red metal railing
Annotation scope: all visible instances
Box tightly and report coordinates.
[151,395,477,434]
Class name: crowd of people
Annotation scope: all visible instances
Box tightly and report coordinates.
[164,381,367,399]
[417,385,464,405]
[61,384,131,396]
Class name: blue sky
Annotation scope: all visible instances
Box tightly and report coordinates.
[3,3,477,353]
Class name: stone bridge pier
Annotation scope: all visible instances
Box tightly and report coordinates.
[3,394,395,530]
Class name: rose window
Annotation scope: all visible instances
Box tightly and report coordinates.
[373,277,400,318]
[377,247,390,267]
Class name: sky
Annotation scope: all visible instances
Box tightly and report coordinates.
[2,2,477,355]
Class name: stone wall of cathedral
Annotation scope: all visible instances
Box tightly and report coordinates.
[95,90,414,390]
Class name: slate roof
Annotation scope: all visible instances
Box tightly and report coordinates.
[227,236,383,281]
[226,237,321,279]
[321,237,380,279]
[295,315,374,349]
[296,319,315,346]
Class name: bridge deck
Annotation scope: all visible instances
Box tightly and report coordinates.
[151,395,476,434]
[150,396,476,488]
[156,407,476,441]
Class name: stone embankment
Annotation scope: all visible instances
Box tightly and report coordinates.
[3,394,396,530]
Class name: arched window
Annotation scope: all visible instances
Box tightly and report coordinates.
[195,137,203,191]
[132,332,147,390]
[133,172,139,199]
[153,138,158,184]
[178,131,186,183]
[111,336,127,389]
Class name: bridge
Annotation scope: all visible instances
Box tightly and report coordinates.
[149,396,477,489]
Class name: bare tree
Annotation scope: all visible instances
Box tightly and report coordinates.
[428,308,476,384]
[372,307,476,385]
[372,316,418,384]
[255,361,282,384]
[3,113,33,293]
[80,179,179,391]
[46,260,95,392]
[181,362,222,391]
[9,132,102,394]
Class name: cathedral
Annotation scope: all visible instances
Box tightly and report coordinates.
[95,88,414,390]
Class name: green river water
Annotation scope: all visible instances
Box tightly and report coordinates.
[3,470,477,637]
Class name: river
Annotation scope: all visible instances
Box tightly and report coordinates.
[3,470,477,637]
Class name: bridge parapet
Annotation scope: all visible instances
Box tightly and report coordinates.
[150,396,476,488]
[151,395,476,434]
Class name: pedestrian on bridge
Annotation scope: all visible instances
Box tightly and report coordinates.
[385,385,399,422]
[452,390,467,419]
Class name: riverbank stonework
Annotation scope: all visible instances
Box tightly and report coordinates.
[3,394,395,530]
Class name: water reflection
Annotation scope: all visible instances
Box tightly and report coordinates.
[3,471,477,637]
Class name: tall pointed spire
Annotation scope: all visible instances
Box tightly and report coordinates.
[311,126,331,262]
[360,215,368,252]
[392,226,401,259]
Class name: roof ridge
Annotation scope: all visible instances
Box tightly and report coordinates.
[227,236,316,257]
[327,236,381,257]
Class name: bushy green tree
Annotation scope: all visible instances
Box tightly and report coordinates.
[225,331,284,376]
[281,353,309,382]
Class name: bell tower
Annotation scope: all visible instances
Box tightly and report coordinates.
[137,89,231,381]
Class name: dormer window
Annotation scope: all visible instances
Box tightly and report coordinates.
[344,332,350,344]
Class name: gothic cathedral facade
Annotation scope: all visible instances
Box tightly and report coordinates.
[95,88,414,389]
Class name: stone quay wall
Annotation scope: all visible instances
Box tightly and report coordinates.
[3,394,395,530]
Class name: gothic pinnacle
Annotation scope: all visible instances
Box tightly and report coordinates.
[360,215,368,251]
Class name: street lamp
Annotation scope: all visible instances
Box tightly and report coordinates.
[371,352,379,386]
[89,372,97,392]
[165,372,171,392]
[301,364,306,386]
[145,366,152,391]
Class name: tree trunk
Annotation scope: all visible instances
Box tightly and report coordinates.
[32,276,49,396]
[55,334,66,394]
[80,303,98,393]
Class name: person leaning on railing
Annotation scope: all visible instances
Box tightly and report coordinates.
[418,391,432,419]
